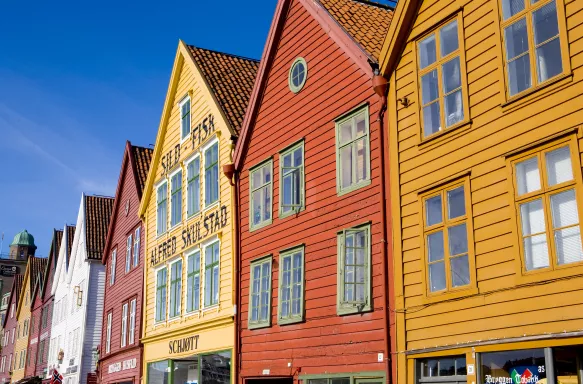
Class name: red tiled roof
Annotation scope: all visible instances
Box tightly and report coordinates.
[28,257,47,299]
[131,145,153,197]
[66,225,76,265]
[187,46,260,133]
[318,0,394,60]
[84,195,114,260]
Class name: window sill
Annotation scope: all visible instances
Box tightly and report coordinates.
[203,200,220,213]
[186,211,203,223]
[249,219,273,233]
[279,206,305,220]
[248,322,271,330]
[337,304,372,316]
[501,72,573,112]
[420,286,478,304]
[417,119,472,150]
[337,179,372,197]
[278,317,304,326]
[514,262,583,286]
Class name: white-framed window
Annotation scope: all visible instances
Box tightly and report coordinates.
[1,355,5,372]
[169,259,182,318]
[10,303,14,318]
[121,303,128,347]
[180,96,191,141]
[279,141,305,217]
[186,249,201,313]
[72,328,79,356]
[156,181,168,236]
[155,267,167,322]
[125,234,132,273]
[105,311,112,354]
[248,256,272,329]
[204,140,219,207]
[249,160,273,230]
[204,240,220,307]
[110,249,117,286]
[186,155,201,217]
[129,299,136,345]
[11,328,14,344]
[133,227,140,267]
[170,169,183,228]
[278,246,305,324]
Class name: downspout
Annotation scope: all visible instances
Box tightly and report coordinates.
[372,69,391,383]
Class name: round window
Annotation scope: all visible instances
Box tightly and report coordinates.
[288,57,307,93]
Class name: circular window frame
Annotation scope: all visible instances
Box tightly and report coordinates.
[288,57,308,94]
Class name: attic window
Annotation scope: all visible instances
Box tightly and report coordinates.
[289,58,307,93]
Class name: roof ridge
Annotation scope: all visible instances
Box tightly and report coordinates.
[131,144,154,151]
[352,0,396,10]
[187,44,260,63]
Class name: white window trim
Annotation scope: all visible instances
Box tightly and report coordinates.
[201,137,220,211]
[185,153,202,220]
[168,257,183,320]
[202,235,221,310]
[121,303,128,348]
[133,227,140,267]
[185,247,202,314]
[179,95,192,144]
[125,234,132,274]
[105,312,112,354]
[129,299,136,345]
[156,179,169,238]
[249,158,274,231]
[110,249,117,286]
[154,264,168,324]
[168,167,184,231]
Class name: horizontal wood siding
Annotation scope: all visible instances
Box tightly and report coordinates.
[391,0,583,352]
[239,0,386,378]
[0,292,20,382]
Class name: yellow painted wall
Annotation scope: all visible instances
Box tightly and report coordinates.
[140,42,236,367]
[12,263,32,382]
[381,0,583,382]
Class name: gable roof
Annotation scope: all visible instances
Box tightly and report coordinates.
[85,195,115,260]
[187,46,260,135]
[379,0,420,76]
[40,229,63,297]
[3,274,23,328]
[319,0,394,60]
[66,225,75,265]
[29,257,47,301]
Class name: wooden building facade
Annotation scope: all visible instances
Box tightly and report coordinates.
[99,142,152,384]
[233,1,393,384]
[0,275,23,383]
[379,0,583,382]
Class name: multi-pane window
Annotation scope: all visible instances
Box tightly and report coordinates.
[180,96,191,140]
[125,234,132,273]
[280,142,305,217]
[337,224,371,315]
[512,143,583,271]
[129,299,136,345]
[249,257,271,329]
[133,227,140,267]
[187,250,201,312]
[419,355,467,380]
[204,142,219,206]
[106,312,112,353]
[418,19,465,137]
[121,303,128,347]
[155,268,167,322]
[169,259,182,318]
[278,247,304,324]
[187,156,201,217]
[336,106,370,194]
[157,181,168,236]
[423,183,472,293]
[250,161,272,230]
[501,0,564,97]
[170,170,183,228]
[204,241,220,307]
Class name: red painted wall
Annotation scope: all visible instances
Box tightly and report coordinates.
[238,0,388,380]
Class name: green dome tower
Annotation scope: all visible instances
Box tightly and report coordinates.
[8,229,37,260]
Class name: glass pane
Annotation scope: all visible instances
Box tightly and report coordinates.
[536,38,563,83]
[339,120,353,145]
[309,380,328,384]
[533,0,559,44]
[283,153,292,168]
[439,358,455,376]
[481,349,546,384]
[546,147,573,187]
[252,190,262,225]
[550,189,579,228]
[516,157,541,195]
[355,138,368,182]
[263,187,271,221]
[520,199,546,235]
[440,21,459,57]
[555,226,583,265]
[502,0,525,20]
[423,360,438,377]
[505,18,529,60]
[429,262,446,292]
[264,165,271,183]
[455,357,467,375]
[451,255,470,287]
[448,186,465,219]
[449,224,468,256]
[428,231,445,262]
[423,102,441,137]
[421,70,439,105]
[330,379,349,384]
[356,113,367,136]
[508,53,532,96]
[524,233,550,270]
[554,347,579,384]
[419,34,437,69]
[341,145,353,188]
[442,56,461,94]
[426,195,443,226]
[200,351,231,384]
[445,92,463,127]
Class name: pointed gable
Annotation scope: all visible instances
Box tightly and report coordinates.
[40,229,63,298]
[66,225,76,266]
[29,257,47,300]
[3,274,23,328]
[85,195,115,260]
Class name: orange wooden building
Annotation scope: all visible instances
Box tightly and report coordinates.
[233,1,394,384]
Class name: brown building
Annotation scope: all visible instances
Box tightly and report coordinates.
[99,142,152,384]
[233,1,394,384]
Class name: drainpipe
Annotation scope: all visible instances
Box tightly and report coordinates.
[372,69,391,383]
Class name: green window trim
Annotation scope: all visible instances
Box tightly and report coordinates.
[204,141,220,207]
[337,223,372,315]
[146,349,233,384]
[335,105,371,196]
[248,256,272,329]
[156,181,168,236]
[204,240,220,307]
[186,250,201,313]
[180,96,191,141]
[300,371,387,384]
[169,259,182,319]
[187,156,201,217]
[279,140,305,219]
[170,169,183,228]
[277,246,305,325]
[249,159,273,231]
[155,267,167,323]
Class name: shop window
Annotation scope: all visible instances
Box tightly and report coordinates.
[481,348,547,383]
[337,223,371,315]
[200,351,231,384]
[204,141,219,207]
[509,139,583,273]
[335,105,370,195]
[204,240,220,307]
[147,360,170,384]
[187,156,201,217]
[186,250,201,313]
[125,233,132,273]
[157,181,168,236]
[180,96,191,140]
[169,259,182,318]
[279,141,305,217]
[249,159,273,231]
[417,16,468,138]
[155,267,167,323]
[499,0,568,98]
[308,378,349,384]
[278,246,304,324]
[170,169,183,228]
[418,356,467,382]
[248,256,272,329]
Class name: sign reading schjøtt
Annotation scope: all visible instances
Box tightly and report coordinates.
[169,335,199,354]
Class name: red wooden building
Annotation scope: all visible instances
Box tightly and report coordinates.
[0,274,23,383]
[99,142,152,384]
[233,1,394,384]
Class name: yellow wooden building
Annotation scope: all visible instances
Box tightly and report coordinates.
[11,257,46,382]
[379,0,583,383]
[138,41,258,384]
